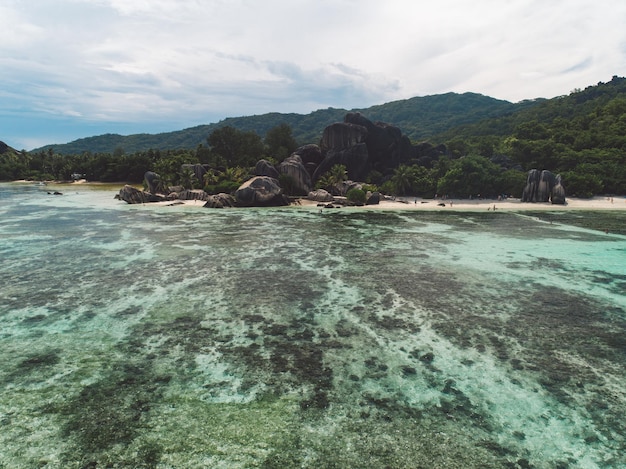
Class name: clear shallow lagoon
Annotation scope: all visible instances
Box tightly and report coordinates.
[1,182,625,468]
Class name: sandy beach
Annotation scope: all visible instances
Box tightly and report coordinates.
[13,181,623,211]
[156,195,626,211]
[290,195,626,212]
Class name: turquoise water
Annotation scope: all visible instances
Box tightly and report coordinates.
[1,182,625,468]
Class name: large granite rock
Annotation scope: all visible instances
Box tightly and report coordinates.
[344,112,413,170]
[175,189,210,201]
[366,191,381,205]
[521,169,566,204]
[307,189,334,202]
[234,176,289,207]
[144,171,161,194]
[292,144,323,175]
[117,185,166,204]
[203,193,236,208]
[314,113,416,183]
[278,154,313,195]
[320,122,368,151]
[551,174,566,204]
[254,159,280,179]
[312,143,370,182]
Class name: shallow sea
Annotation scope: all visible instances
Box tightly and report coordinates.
[1,182,625,468]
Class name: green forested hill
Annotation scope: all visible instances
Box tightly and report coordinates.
[7,76,626,197]
[32,93,530,154]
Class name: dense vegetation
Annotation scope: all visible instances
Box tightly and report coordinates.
[2,76,625,198]
[32,93,532,155]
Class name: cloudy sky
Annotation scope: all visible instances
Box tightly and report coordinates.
[2,0,626,150]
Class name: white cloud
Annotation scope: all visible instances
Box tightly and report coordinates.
[1,0,626,149]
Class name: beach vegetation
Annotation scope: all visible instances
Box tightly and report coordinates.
[346,188,367,205]
[315,164,347,192]
[203,166,249,194]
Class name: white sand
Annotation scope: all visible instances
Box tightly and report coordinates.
[149,196,626,211]
[300,196,626,211]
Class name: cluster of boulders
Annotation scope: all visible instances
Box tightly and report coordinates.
[521,169,566,204]
[118,113,416,208]
[115,185,238,208]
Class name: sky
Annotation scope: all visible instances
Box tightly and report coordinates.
[2,0,626,150]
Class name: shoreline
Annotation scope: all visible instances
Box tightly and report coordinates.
[150,195,626,211]
[324,196,626,212]
[6,180,625,211]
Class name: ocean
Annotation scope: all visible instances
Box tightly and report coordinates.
[1,182,625,468]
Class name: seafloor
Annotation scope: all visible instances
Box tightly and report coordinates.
[0,185,625,468]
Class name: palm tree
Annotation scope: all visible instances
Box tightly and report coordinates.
[391,165,413,195]
[328,164,347,185]
[179,167,195,190]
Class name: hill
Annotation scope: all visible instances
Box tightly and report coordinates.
[33,93,531,154]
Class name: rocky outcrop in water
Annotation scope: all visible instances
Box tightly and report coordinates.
[234,176,289,207]
[521,169,566,204]
[117,185,166,204]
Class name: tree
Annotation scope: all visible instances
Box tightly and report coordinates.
[265,123,298,161]
[207,126,264,168]
[346,188,366,205]
[390,165,413,195]
[437,154,501,198]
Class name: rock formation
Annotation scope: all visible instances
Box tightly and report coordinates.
[144,171,161,194]
[521,169,566,204]
[254,159,280,179]
[203,193,237,208]
[313,113,434,184]
[292,144,323,176]
[366,191,381,205]
[174,189,211,201]
[278,154,313,195]
[117,185,166,204]
[307,189,334,203]
[234,176,289,207]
